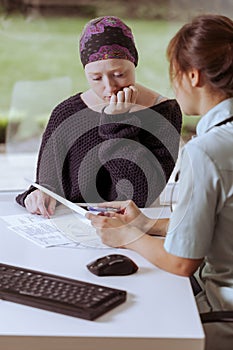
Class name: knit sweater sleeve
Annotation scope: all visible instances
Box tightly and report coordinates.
[98,99,182,207]
[15,94,85,207]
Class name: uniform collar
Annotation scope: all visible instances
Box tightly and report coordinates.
[196,98,233,136]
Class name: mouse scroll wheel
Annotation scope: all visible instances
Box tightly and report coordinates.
[109,259,124,265]
[97,262,104,267]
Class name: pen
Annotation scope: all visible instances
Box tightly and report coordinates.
[88,206,124,214]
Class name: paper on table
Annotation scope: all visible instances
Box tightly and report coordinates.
[50,205,110,248]
[0,205,109,249]
[23,181,108,246]
[6,219,73,247]
[1,213,45,226]
[50,205,97,242]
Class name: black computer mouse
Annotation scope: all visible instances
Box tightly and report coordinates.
[86,254,138,276]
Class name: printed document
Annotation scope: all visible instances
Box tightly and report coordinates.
[0,205,108,249]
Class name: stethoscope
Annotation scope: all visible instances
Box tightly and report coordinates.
[169,170,180,212]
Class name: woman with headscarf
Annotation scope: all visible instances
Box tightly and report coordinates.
[16,16,182,216]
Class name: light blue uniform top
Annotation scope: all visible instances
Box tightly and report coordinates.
[165,98,233,314]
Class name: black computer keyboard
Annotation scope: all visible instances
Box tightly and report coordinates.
[0,263,127,320]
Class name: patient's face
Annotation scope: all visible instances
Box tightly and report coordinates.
[85,58,135,102]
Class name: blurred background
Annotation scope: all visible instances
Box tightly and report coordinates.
[0,0,233,152]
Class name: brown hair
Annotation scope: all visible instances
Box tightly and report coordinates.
[167,14,233,97]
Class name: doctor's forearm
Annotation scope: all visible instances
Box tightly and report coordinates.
[126,234,203,277]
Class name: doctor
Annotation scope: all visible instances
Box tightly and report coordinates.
[87,14,233,350]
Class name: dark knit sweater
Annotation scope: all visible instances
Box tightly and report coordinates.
[16,93,182,207]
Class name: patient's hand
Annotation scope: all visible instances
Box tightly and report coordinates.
[104,85,138,114]
[25,189,56,218]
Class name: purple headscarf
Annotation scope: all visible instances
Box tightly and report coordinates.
[79,16,138,67]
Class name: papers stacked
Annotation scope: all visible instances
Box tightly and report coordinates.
[1,205,109,249]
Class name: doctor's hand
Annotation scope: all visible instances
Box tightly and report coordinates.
[25,189,56,218]
[86,209,145,248]
[104,85,138,115]
[94,200,151,230]
[86,200,151,248]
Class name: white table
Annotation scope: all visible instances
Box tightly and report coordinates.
[0,192,205,350]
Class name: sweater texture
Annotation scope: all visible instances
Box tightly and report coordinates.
[16,93,182,207]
